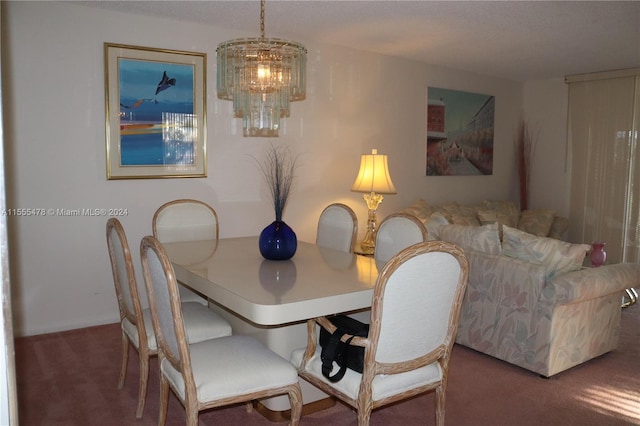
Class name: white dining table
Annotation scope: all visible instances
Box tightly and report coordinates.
[162,236,380,417]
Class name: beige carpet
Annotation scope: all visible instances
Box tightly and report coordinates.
[15,303,640,425]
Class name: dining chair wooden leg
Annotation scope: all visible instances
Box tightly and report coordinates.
[159,374,170,426]
[354,391,373,426]
[357,408,372,426]
[117,331,129,390]
[435,384,446,426]
[135,348,150,418]
[186,406,198,426]
[288,385,303,426]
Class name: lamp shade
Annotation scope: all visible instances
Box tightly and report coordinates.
[351,149,397,194]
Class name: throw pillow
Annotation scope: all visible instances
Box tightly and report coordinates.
[401,199,433,222]
[477,209,512,228]
[502,225,590,277]
[461,203,484,218]
[548,216,569,240]
[482,200,520,228]
[518,209,555,237]
[448,203,481,226]
[437,202,461,222]
[439,222,502,255]
[449,212,481,226]
[424,212,450,241]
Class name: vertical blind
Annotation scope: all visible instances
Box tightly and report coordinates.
[566,69,640,264]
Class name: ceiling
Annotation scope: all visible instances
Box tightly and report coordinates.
[83,0,640,82]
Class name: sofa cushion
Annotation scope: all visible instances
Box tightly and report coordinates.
[502,225,590,277]
[439,222,502,255]
[518,209,555,237]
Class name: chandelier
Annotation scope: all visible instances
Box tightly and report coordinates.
[216,0,307,137]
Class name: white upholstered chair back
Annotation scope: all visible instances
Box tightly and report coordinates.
[152,199,218,243]
[374,213,428,263]
[106,218,147,344]
[372,242,467,363]
[294,241,468,425]
[140,236,187,374]
[316,203,358,253]
[152,199,218,304]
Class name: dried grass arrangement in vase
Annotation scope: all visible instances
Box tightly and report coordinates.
[515,119,538,211]
[255,144,299,260]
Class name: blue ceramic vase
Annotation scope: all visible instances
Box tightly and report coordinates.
[259,221,297,260]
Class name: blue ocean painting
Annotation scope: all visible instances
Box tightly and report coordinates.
[118,59,196,166]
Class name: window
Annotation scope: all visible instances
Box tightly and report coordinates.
[566,70,640,263]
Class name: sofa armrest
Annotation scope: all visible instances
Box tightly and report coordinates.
[542,263,640,305]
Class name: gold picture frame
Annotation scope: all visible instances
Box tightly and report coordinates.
[104,43,207,179]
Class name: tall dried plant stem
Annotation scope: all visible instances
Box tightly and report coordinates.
[515,120,537,211]
[255,145,298,222]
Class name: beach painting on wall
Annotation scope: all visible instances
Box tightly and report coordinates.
[105,43,206,179]
[426,87,495,176]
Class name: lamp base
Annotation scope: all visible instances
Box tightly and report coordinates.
[357,240,375,256]
[354,245,374,256]
[356,206,379,256]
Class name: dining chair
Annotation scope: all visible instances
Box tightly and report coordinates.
[106,218,232,419]
[152,199,219,305]
[374,212,428,263]
[140,235,303,426]
[316,203,358,253]
[292,241,469,426]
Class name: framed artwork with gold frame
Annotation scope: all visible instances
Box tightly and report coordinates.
[104,43,206,179]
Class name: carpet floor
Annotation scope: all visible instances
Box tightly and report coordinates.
[15,303,640,425]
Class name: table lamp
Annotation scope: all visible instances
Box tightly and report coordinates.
[351,149,397,255]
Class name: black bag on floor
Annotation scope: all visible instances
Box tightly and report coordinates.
[319,315,369,382]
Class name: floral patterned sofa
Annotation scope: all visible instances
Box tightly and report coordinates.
[401,199,640,377]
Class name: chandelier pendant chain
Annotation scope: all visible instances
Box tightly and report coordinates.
[260,0,265,39]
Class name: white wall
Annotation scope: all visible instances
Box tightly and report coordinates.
[523,78,570,216]
[3,2,526,336]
